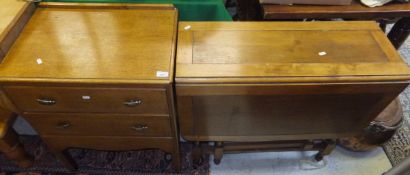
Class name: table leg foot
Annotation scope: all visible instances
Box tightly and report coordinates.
[213,141,224,165]
[314,139,336,162]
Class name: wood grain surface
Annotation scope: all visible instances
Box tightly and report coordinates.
[176,22,410,144]
[4,86,169,114]
[0,2,181,171]
[25,113,172,137]
[176,22,410,84]
[0,3,178,84]
[262,0,410,19]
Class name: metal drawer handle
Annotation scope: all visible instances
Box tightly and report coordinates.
[123,99,142,107]
[56,121,71,129]
[131,124,148,132]
[36,98,56,105]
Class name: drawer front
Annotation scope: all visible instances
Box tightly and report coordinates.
[25,113,172,137]
[42,136,175,153]
[4,86,169,114]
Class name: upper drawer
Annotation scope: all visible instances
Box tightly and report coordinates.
[3,86,169,114]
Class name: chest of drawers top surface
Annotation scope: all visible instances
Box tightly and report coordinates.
[176,22,410,84]
[0,3,177,84]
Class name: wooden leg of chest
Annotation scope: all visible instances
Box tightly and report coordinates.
[170,142,181,172]
[50,148,77,171]
[0,129,33,168]
[171,152,181,172]
[213,142,224,165]
[314,139,336,161]
[0,111,33,168]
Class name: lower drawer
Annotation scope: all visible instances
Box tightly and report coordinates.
[25,113,172,137]
[42,136,176,153]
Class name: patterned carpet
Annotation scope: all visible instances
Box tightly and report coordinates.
[0,136,209,175]
[383,36,410,166]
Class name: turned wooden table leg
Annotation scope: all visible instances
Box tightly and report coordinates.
[192,141,203,165]
[388,17,410,49]
[213,141,224,165]
[0,129,33,168]
[315,139,336,161]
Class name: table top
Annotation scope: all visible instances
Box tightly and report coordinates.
[0,3,177,85]
[262,0,410,19]
[176,21,410,84]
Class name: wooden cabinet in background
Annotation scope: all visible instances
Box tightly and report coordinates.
[175,21,410,164]
[0,2,180,171]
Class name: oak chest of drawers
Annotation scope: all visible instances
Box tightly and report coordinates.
[175,22,410,163]
[0,2,180,170]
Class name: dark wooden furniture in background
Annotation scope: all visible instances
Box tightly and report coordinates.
[0,2,181,171]
[0,109,33,168]
[175,21,410,164]
[237,0,410,49]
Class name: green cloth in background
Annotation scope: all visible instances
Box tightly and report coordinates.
[43,0,233,21]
